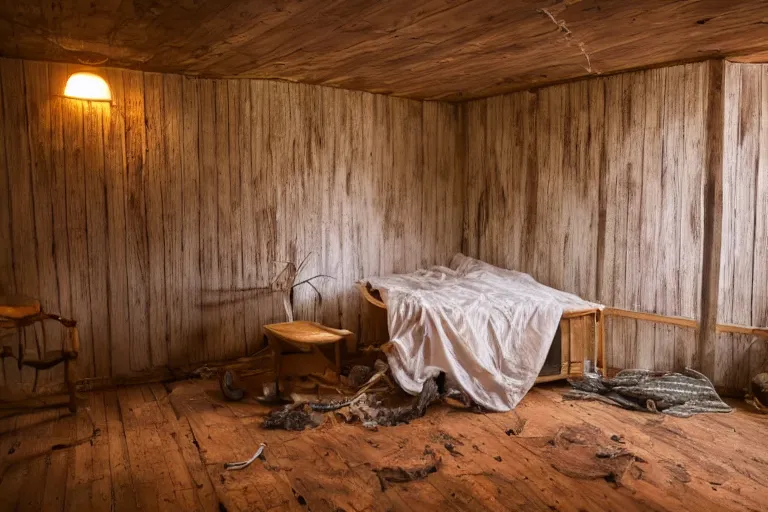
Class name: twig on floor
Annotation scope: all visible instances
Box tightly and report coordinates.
[224,443,266,470]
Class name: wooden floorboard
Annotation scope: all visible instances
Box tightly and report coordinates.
[0,381,767,511]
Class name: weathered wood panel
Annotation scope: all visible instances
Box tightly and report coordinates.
[718,62,768,391]
[0,57,463,382]
[463,62,714,374]
[696,60,725,383]
[0,58,36,386]
[103,68,131,378]
[3,1,768,100]
[23,60,65,388]
[123,68,151,373]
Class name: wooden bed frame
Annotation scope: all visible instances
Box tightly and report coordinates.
[357,283,606,384]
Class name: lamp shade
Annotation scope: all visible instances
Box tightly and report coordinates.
[63,72,112,101]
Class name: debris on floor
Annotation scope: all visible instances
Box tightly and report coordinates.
[224,443,266,470]
[373,454,442,490]
[747,372,768,413]
[262,363,467,430]
[564,368,732,417]
[540,425,646,486]
[346,365,374,387]
[444,442,463,457]
[220,369,245,401]
[263,404,323,431]
[306,395,363,412]
[189,316,487,432]
[337,377,441,428]
[504,412,527,436]
[351,359,391,396]
[439,373,475,408]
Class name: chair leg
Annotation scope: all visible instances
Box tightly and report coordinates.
[266,334,282,396]
[334,341,342,373]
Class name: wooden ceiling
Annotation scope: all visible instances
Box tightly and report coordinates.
[1,0,768,101]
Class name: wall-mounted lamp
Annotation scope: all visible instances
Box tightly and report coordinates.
[63,72,112,102]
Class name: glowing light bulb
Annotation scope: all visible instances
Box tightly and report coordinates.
[63,72,112,101]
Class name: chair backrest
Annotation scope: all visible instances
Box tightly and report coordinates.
[0,295,42,321]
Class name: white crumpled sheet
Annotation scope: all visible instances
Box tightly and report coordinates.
[364,254,603,411]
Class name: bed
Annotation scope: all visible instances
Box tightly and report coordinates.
[358,283,606,385]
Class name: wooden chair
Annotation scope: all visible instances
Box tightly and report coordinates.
[0,295,80,412]
[263,321,354,393]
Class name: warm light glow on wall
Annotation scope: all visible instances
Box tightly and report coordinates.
[63,72,112,101]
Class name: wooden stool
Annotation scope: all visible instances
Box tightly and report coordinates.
[263,321,354,392]
[0,295,80,413]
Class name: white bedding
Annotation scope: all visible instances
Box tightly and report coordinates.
[364,254,602,411]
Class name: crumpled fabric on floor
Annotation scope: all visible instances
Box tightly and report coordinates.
[364,254,602,411]
[565,368,732,417]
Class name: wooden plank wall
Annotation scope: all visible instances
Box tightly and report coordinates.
[718,62,768,391]
[0,57,463,385]
[463,62,716,375]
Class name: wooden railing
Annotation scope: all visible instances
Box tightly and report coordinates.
[603,306,768,339]
[603,307,697,329]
